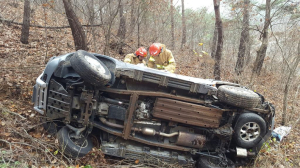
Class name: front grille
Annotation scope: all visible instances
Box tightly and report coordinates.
[46,79,70,119]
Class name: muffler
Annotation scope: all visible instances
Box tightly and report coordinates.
[176,132,206,148]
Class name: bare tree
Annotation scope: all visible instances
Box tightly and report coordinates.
[181,0,186,49]
[235,0,250,75]
[100,0,121,55]
[252,0,271,76]
[282,40,300,125]
[136,1,148,47]
[130,0,136,34]
[171,0,175,49]
[211,23,217,59]
[137,2,141,47]
[86,0,97,51]
[63,0,88,51]
[213,0,223,80]
[117,1,126,54]
[20,0,30,44]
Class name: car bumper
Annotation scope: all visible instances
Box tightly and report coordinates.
[32,73,48,115]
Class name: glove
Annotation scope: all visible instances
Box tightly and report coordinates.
[136,63,145,67]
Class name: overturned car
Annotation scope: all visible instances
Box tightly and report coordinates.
[32,50,275,167]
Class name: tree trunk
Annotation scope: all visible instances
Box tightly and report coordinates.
[87,0,96,51]
[211,22,218,59]
[20,0,30,44]
[281,40,300,125]
[252,0,271,76]
[235,0,250,75]
[213,0,223,80]
[137,3,141,47]
[181,0,186,49]
[245,37,251,65]
[63,0,88,51]
[103,0,121,55]
[130,0,135,33]
[171,0,175,49]
[117,2,126,54]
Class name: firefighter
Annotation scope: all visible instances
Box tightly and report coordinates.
[124,47,147,65]
[148,43,176,73]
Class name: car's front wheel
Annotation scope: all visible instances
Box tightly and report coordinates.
[57,126,93,158]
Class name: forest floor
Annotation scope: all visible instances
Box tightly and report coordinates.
[0,1,300,168]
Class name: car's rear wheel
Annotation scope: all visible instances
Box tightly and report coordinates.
[70,50,111,87]
[233,113,266,148]
[217,85,260,109]
[57,126,93,158]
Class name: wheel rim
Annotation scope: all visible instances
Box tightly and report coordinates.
[84,56,106,74]
[240,122,261,141]
[68,132,88,148]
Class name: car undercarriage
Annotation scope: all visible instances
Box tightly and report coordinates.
[33,50,275,167]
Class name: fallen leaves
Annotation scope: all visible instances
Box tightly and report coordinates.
[31,132,42,138]
[1,120,5,126]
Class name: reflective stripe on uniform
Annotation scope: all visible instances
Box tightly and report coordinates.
[124,58,131,63]
[156,64,165,69]
[149,57,155,62]
[169,58,175,63]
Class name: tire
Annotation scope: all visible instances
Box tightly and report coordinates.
[70,50,111,87]
[197,156,235,168]
[233,113,267,148]
[57,126,93,158]
[217,85,260,109]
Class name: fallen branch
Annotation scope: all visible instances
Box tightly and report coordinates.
[0,65,45,70]
[0,18,102,29]
[1,107,26,120]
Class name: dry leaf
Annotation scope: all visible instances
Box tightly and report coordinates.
[33,133,41,138]
[51,159,57,164]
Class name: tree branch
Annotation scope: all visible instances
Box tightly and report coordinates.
[0,18,102,29]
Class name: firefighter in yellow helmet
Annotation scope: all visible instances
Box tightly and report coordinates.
[148,43,176,73]
[124,47,147,65]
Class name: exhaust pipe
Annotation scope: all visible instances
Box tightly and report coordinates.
[141,127,179,137]
[100,117,179,137]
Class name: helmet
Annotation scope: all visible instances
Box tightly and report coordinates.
[149,43,162,56]
[135,47,147,57]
